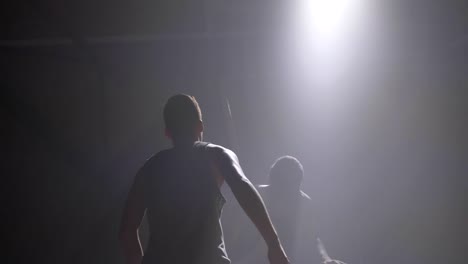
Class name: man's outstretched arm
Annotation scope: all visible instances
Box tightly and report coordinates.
[210,146,289,264]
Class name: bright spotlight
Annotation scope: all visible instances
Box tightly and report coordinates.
[291,0,364,54]
[284,0,367,116]
[295,0,362,37]
[288,0,365,72]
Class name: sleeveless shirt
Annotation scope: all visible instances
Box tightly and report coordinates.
[141,142,230,264]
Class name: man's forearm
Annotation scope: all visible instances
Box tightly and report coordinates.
[119,231,144,264]
[230,179,280,247]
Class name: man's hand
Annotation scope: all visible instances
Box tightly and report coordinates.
[267,241,290,264]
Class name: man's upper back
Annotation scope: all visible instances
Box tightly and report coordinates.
[140,142,229,264]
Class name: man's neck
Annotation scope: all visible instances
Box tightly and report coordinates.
[171,133,202,147]
[172,138,200,148]
[173,141,195,147]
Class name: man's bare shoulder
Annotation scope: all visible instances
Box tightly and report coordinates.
[205,142,237,161]
[205,142,230,153]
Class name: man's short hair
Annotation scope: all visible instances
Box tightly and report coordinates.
[269,155,304,186]
[163,94,202,138]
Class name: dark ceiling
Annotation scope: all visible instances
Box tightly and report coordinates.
[1,0,282,41]
[1,0,468,47]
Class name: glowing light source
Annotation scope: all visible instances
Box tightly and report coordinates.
[295,0,362,39]
[288,0,365,76]
[284,0,367,116]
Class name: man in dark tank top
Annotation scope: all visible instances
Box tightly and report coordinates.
[119,94,290,264]
[235,156,346,264]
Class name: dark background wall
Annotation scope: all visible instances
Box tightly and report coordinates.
[2,1,467,263]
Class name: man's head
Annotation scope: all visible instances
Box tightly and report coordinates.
[163,94,203,144]
[269,155,304,191]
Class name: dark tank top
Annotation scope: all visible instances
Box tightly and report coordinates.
[142,142,229,264]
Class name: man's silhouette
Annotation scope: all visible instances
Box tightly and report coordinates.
[238,156,345,264]
[119,94,289,264]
